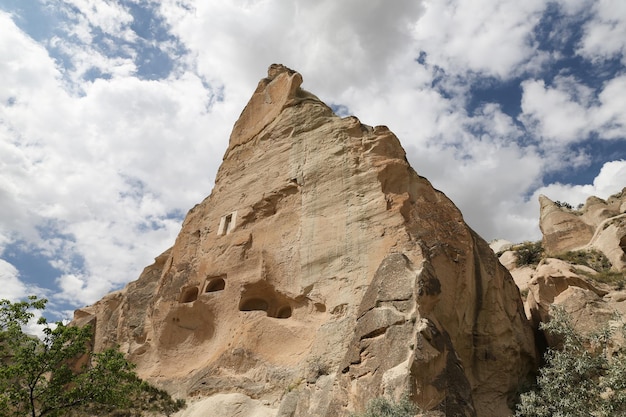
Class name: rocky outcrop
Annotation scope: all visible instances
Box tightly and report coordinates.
[524,258,608,328]
[539,196,594,255]
[502,255,626,348]
[73,64,536,417]
[539,191,626,270]
[501,189,626,350]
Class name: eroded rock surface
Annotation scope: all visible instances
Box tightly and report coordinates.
[501,189,626,351]
[73,64,536,417]
[540,191,626,270]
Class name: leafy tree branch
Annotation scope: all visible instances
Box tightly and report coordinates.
[0,296,184,417]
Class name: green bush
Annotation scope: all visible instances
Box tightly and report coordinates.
[0,296,184,417]
[515,307,626,417]
[581,270,626,288]
[553,249,612,272]
[351,396,418,417]
[554,201,573,210]
[514,241,544,267]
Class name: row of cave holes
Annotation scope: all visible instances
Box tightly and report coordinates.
[178,276,292,319]
[180,276,226,303]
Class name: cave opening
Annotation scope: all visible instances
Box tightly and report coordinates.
[205,276,226,293]
[180,287,199,303]
[276,305,292,319]
[239,298,269,312]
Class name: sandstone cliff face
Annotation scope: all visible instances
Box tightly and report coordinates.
[74,65,536,417]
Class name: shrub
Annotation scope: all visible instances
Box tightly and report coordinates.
[581,269,626,288]
[351,396,418,417]
[0,296,184,417]
[515,307,626,417]
[553,249,612,272]
[550,249,626,288]
[554,201,573,210]
[514,241,544,267]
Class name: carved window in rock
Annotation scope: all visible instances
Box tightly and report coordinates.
[239,297,292,319]
[217,211,237,236]
[620,235,626,253]
[239,298,269,312]
[179,286,199,303]
[204,275,226,293]
[276,305,292,319]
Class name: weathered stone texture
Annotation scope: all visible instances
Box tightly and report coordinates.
[503,189,626,353]
[73,65,536,417]
[540,190,626,270]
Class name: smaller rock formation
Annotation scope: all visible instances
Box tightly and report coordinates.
[502,188,626,350]
[539,196,594,255]
[525,258,608,328]
[539,190,626,270]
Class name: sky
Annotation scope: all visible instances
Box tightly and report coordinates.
[1,0,625,321]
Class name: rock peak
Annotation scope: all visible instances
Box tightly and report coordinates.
[266,63,297,79]
[73,66,537,417]
[226,63,326,155]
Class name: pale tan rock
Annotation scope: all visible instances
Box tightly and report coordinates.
[502,190,626,354]
[498,251,534,293]
[175,393,276,417]
[541,286,626,352]
[552,287,613,335]
[497,250,517,271]
[539,190,626,269]
[539,195,594,255]
[73,65,536,417]
[525,258,607,327]
[586,214,626,271]
[580,196,618,226]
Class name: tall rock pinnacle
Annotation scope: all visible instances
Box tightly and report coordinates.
[73,65,536,417]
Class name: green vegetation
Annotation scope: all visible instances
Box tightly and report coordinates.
[553,249,612,272]
[0,297,184,417]
[552,249,625,288]
[509,245,625,288]
[589,271,626,289]
[350,396,418,417]
[513,241,544,267]
[554,200,574,210]
[515,307,626,417]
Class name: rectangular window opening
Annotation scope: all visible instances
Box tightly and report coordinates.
[218,211,237,235]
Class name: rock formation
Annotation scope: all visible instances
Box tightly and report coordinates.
[73,64,536,417]
[539,191,626,270]
[500,189,626,349]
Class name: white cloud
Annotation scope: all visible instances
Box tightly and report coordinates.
[0,260,28,300]
[595,75,626,139]
[593,160,626,195]
[520,78,591,144]
[158,0,425,103]
[577,0,626,64]
[0,12,61,105]
[404,102,545,242]
[531,160,626,208]
[0,10,227,305]
[48,0,135,45]
[554,0,594,15]
[413,0,548,78]
[520,74,626,145]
